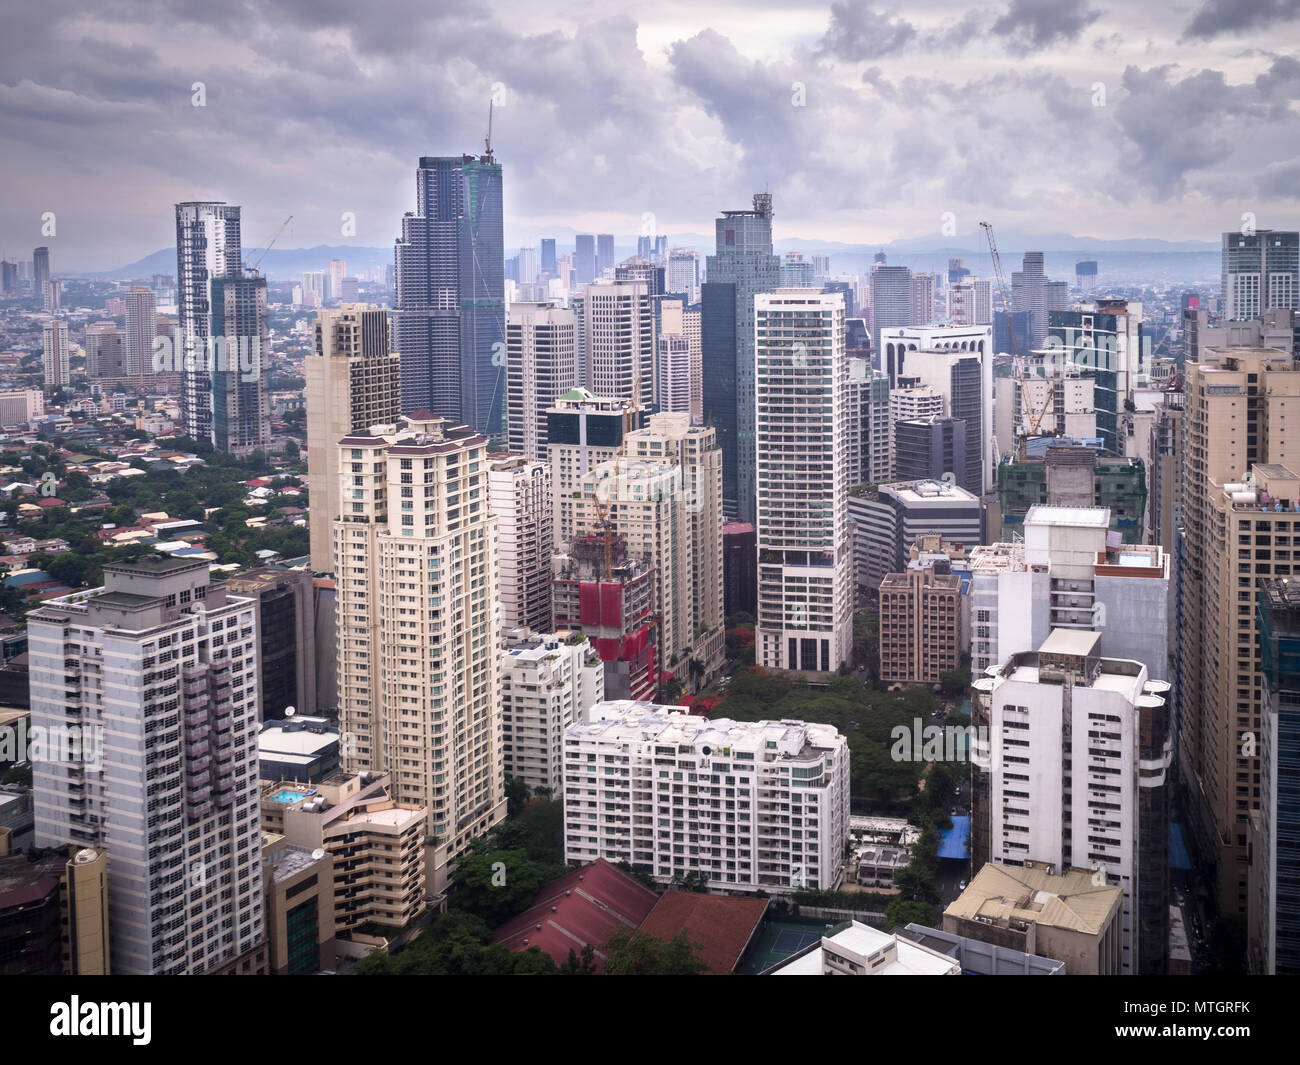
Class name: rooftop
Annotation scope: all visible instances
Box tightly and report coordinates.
[944,862,1122,936]
[638,892,769,975]
[1024,505,1109,528]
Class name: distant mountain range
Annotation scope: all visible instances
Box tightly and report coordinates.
[89,232,1221,286]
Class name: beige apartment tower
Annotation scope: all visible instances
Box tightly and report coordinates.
[506,301,577,461]
[1179,347,1300,914]
[305,304,402,572]
[572,412,726,693]
[332,413,506,891]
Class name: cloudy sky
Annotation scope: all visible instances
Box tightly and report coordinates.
[2,0,1298,270]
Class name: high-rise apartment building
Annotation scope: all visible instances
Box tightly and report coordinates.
[393,153,505,435]
[489,456,554,633]
[1180,345,1300,914]
[579,279,653,409]
[32,246,49,294]
[845,357,892,487]
[504,301,576,462]
[175,201,242,442]
[305,304,403,572]
[972,629,1172,973]
[879,563,964,684]
[500,631,604,795]
[702,193,781,522]
[1047,299,1145,454]
[655,334,692,415]
[332,413,506,890]
[1249,579,1300,974]
[947,277,994,326]
[260,771,426,935]
[563,704,850,892]
[208,275,270,455]
[1221,229,1299,321]
[123,285,157,379]
[879,324,994,493]
[29,557,265,975]
[667,248,700,303]
[551,536,657,700]
[910,272,936,326]
[575,413,725,693]
[82,323,122,380]
[754,291,853,673]
[327,259,347,301]
[224,568,317,720]
[660,298,702,423]
[966,505,1169,679]
[41,319,69,391]
[546,388,641,548]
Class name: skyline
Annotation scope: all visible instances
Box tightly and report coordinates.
[2,0,1299,270]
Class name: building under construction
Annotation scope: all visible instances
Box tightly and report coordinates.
[999,443,1147,543]
[552,534,657,701]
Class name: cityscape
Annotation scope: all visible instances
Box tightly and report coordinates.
[0,0,1294,1020]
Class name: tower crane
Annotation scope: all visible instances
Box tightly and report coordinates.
[245,215,293,276]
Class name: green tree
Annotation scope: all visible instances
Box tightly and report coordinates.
[448,843,557,928]
[601,927,708,975]
[561,943,597,975]
[885,897,935,929]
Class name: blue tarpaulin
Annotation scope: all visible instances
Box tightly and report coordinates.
[938,816,970,860]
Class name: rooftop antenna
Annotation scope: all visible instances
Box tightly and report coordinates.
[485,100,494,160]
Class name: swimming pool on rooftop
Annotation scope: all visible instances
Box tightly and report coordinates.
[269,789,313,804]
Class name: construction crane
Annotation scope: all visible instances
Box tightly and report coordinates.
[245,214,293,276]
[1028,386,1054,436]
[979,221,1016,362]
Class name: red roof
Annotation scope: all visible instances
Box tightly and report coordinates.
[492,859,659,971]
[638,892,769,974]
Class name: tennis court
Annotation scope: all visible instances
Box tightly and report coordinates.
[772,928,823,954]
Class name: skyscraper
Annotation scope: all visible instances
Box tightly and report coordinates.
[29,557,265,974]
[574,235,596,285]
[1250,579,1300,974]
[333,413,506,890]
[208,275,271,455]
[869,264,911,352]
[42,319,69,391]
[1179,348,1300,914]
[505,301,577,462]
[667,248,700,303]
[175,201,242,442]
[580,279,653,409]
[574,413,726,694]
[540,238,557,278]
[1222,229,1299,321]
[32,246,49,294]
[393,153,505,435]
[702,192,780,521]
[910,272,936,326]
[327,258,346,301]
[1011,251,1050,350]
[123,285,157,379]
[655,334,691,414]
[489,455,554,633]
[596,233,614,276]
[754,291,853,673]
[974,628,1172,974]
[305,304,402,571]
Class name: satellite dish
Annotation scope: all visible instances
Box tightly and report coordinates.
[311,848,325,860]
[284,705,296,717]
